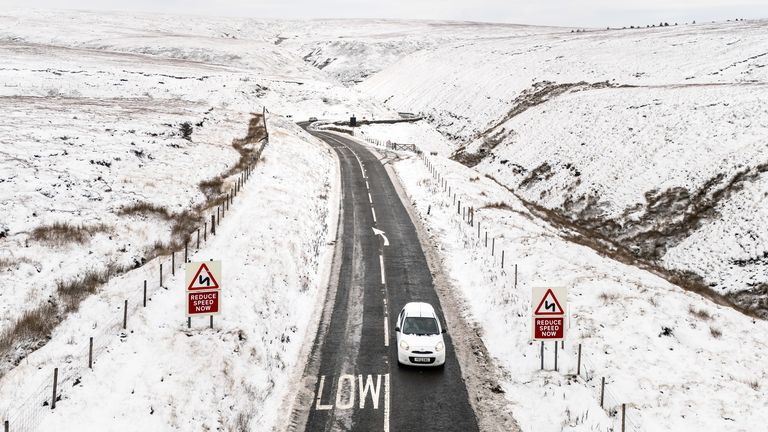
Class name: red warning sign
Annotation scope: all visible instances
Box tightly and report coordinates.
[188,290,220,315]
[534,289,564,316]
[187,263,220,291]
[532,286,568,341]
[534,317,564,339]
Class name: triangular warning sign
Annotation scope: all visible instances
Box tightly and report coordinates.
[187,263,220,291]
[535,289,564,315]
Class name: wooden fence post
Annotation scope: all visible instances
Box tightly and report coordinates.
[88,337,93,369]
[622,404,626,432]
[501,250,505,269]
[457,200,461,215]
[485,231,488,247]
[185,242,188,263]
[577,343,582,376]
[477,221,480,237]
[160,264,163,287]
[204,222,207,241]
[196,229,200,249]
[554,341,558,371]
[515,264,518,288]
[600,377,606,408]
[143,280,147,307]
[172,252,175,276]
[211,214,216,235]
[492,238,495,256]
[123,299,128,329]
[51,368,58,410]
[4,419,8,432]
[540,341,544,370]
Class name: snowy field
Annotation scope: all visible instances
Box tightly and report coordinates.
[359,20,768,314]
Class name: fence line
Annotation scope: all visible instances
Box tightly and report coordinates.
[1,115,270,432]
[400,148,643,431]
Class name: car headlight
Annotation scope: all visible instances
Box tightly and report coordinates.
[399,340,409,351]
[435,341,444,352]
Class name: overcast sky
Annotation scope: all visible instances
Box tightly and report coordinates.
[2,0,767,27]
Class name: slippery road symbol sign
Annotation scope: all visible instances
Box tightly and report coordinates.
[186,261,221,291]
[534,289,564,316]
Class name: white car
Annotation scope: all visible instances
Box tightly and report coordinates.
[395,302,446,367]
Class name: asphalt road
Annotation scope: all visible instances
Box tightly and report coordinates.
[297,127,478,432]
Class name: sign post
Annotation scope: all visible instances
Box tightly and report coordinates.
[532,287,567,341]
[185,261,222,320]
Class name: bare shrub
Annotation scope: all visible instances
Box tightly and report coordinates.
[688,305,713,321]
[180,122,193,141]
[710,326,722,338]
[30,222,109,246]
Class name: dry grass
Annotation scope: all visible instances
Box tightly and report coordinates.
[56,263,127,312]
[688,305,714,321]
[482,201,512,210]
[199,176,224,200]
[599,292,620,303]
[0,302,58,357]
[30,222,109,246]
[118,201,173,219]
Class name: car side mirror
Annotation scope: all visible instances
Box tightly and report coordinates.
[441,328,446,334]
[395,326,400,332]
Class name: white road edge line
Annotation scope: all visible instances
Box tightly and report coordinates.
[384,316,389,347]
[379,254,386,285]
[384,373,390,432]
[372,207,377,223]
[369,193,373,204]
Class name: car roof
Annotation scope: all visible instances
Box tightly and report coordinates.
[402,302,436,318]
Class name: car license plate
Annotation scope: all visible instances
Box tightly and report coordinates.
[413,357,431,363]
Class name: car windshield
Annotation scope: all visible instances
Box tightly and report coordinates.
[402,317,439,335]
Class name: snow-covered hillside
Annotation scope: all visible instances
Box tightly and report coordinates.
[273,19,567,85]
[359,20,768,316]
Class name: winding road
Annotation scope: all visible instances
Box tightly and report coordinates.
[292,127,478,432]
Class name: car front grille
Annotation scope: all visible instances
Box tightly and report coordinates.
[411,350,433,355]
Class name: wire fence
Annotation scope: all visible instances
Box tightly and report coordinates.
[392,147,644,431]
[1,130,269,432]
